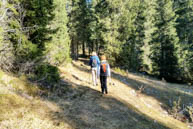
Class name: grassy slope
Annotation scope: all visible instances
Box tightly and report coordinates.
[0,59,191,129]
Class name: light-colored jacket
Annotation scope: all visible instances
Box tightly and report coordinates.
[99,60,111,77]
[89,56,100,68]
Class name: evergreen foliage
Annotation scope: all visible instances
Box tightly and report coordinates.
[0,0,71,87]
[149,0,179,81]
[143,0,158,72]
[45,0,71,65]
[119,0,145,70]
[68,0,81,59]
[1,0,193,83]
[175,0,193,83]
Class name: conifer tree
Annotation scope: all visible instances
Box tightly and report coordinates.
[94,0,141,67]
[0,0,36,71]
[45,0,71,65]
[143,0,157,72]
[22,0,54,50]
[68,0,85,59]
[175,0,193,82]
[119,0,145,70]
[127,0,145,71]
[150,0,179,81]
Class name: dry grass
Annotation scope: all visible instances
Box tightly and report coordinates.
[0,71,71,129]
[0,59,191,129]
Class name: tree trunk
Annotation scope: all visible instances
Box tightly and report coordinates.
[71,38,75,59]
[96,40,99,53]
[82,42,85,56]
[89,47,91,56]
[76,41,79,60]
[160,41,164,78]
[92,41,94,52]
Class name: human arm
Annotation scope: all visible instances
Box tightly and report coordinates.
[107,64,111,77]
[97,56,100,66]
[97,66,100,77]
[107,64,112,85]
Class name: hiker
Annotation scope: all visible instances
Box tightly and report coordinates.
[100,55,111,94]
[89,52,100,86]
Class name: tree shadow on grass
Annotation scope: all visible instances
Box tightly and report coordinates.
[42,78,171,129]
[22,58,187,129]
[72,59,193,111]
[111,71,193,110]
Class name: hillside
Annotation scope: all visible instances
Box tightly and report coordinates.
[0,58,192,129]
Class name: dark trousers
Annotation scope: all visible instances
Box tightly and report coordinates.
[100,76,108,94]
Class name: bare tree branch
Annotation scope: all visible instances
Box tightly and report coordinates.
[0,0,9,21]
[0,8,9,21]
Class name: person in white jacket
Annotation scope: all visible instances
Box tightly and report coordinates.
[89,52,100,86]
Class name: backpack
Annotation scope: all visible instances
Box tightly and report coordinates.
[91,58,97,67]
[100,62,108,76]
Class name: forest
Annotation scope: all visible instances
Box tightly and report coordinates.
[1,0,193,84]
[0,0,193,128]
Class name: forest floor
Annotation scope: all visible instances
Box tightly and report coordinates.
[0,58,192,129]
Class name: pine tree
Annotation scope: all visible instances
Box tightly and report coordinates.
[22,0,54,50]
[119,0,145,70]
[0,0,36,71]
[175,0,193,82]
[143,0,158,73]
[68,0,95,58]
[94,0,141,67]
[45,0,71,65]
[128,0,145,71]
[68,0,86,59]
[150,0,179,81]
[67,0,79,59]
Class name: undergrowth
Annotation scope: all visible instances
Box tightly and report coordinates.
[113,67,193,125]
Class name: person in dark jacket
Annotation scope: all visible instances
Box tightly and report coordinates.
[89,52,100,86]
[99,55,111,94]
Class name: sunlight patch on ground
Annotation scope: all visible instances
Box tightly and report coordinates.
[61,60,189,129]
[0,60,190,129]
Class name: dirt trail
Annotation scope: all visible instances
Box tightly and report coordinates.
[58,59,189,129]
[0,58,191,129]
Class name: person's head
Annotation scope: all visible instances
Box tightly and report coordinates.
[101,55,106,61]
[92,51,97,56]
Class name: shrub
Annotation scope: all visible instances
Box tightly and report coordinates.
[184,104,193,122]
[34,64,60,88]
